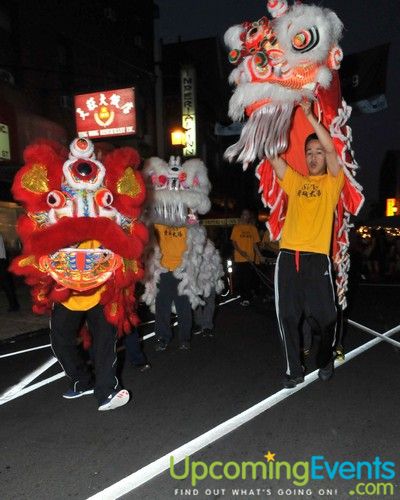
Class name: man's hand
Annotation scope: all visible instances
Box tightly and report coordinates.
[239,250,250,260]
[299,98,313,117]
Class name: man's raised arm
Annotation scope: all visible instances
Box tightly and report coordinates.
[300,99,341,177]
[269,155,288,181]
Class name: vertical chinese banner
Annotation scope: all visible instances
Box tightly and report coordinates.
[0,123,11,160]
[180,66,196,157]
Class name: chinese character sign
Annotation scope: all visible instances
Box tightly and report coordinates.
[74,88,136,139]
[181,66,196,157]
[0,123,11,160]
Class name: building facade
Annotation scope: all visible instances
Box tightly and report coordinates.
[0,0,158,168]
[0,0,158,248]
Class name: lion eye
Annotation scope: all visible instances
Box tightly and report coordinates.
[47,190,66,208]
[247,26,260,39]
[95,188,113,207]
[291,27,319,53]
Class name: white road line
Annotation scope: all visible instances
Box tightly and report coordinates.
[218,295,240,306]
[0,297,239,359]
[86,322,400,500]
[0,357,58,403]
[140,319,155,326]
[0,344,52,359]
[0,372,65,405]
[0,319,178,405]
[142,332,156,341]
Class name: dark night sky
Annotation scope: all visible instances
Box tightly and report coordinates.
[155,0,400,214]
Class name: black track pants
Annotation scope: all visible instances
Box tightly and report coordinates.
[51,303,119,403]
[274,250,337,378]
[155,271,192,342]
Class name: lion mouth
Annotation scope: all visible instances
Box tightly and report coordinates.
[28,216,143,260]
[150,201,188,227]
[39,248,123,292]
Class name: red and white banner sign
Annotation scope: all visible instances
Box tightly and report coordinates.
[74,88,136,139]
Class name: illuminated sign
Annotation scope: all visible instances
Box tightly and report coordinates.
[386,198,398,216]
[74,88,136,139]
[0,123,10,160]
[181,66,196,157]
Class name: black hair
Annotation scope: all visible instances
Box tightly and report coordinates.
[304,133,319,151]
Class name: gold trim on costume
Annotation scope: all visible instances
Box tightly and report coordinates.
[117,167,141,197]
[21,164,49,193]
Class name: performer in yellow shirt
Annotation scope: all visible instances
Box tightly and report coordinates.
[270,100,344,388]
[153,223,192,351]
[230,209,264,306]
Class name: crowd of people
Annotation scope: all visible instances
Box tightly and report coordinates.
[351,227,400,283]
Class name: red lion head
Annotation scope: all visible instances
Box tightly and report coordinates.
[11,137,148,334]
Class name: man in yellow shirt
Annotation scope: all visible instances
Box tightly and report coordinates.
[230,209,264,306]
[270,100,344,388]
[153,223,192,351]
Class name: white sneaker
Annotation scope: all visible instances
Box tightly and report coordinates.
[98,389,130,411]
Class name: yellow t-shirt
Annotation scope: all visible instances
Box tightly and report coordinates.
[230,223,260,263]
[154,224,187,271]
[278,167,344,255]
[62,240,105,311]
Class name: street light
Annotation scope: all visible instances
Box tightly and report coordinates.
[170,126,187,157]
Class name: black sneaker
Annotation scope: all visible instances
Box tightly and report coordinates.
[192,325,202,335]
[283,375,304,389]
[202,328,214,338]
[133,362,152,372]
[318,361,334,381]
[155,338,168,351]
[63,388,94,399]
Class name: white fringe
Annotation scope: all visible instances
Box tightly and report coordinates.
[142,225,224,311]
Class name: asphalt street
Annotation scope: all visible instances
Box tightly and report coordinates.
[0,285,399,500]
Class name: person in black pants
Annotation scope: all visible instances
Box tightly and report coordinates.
[154,271,192,351]
[124,327,151,371]
[49,239,130,412]
[230,209,264,306]
[270,100,344,388]
[51,303,127,408]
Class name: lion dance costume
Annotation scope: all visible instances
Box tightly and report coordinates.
[11,137,148,409]
[223,0,364,309]
[141,156,224,348]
